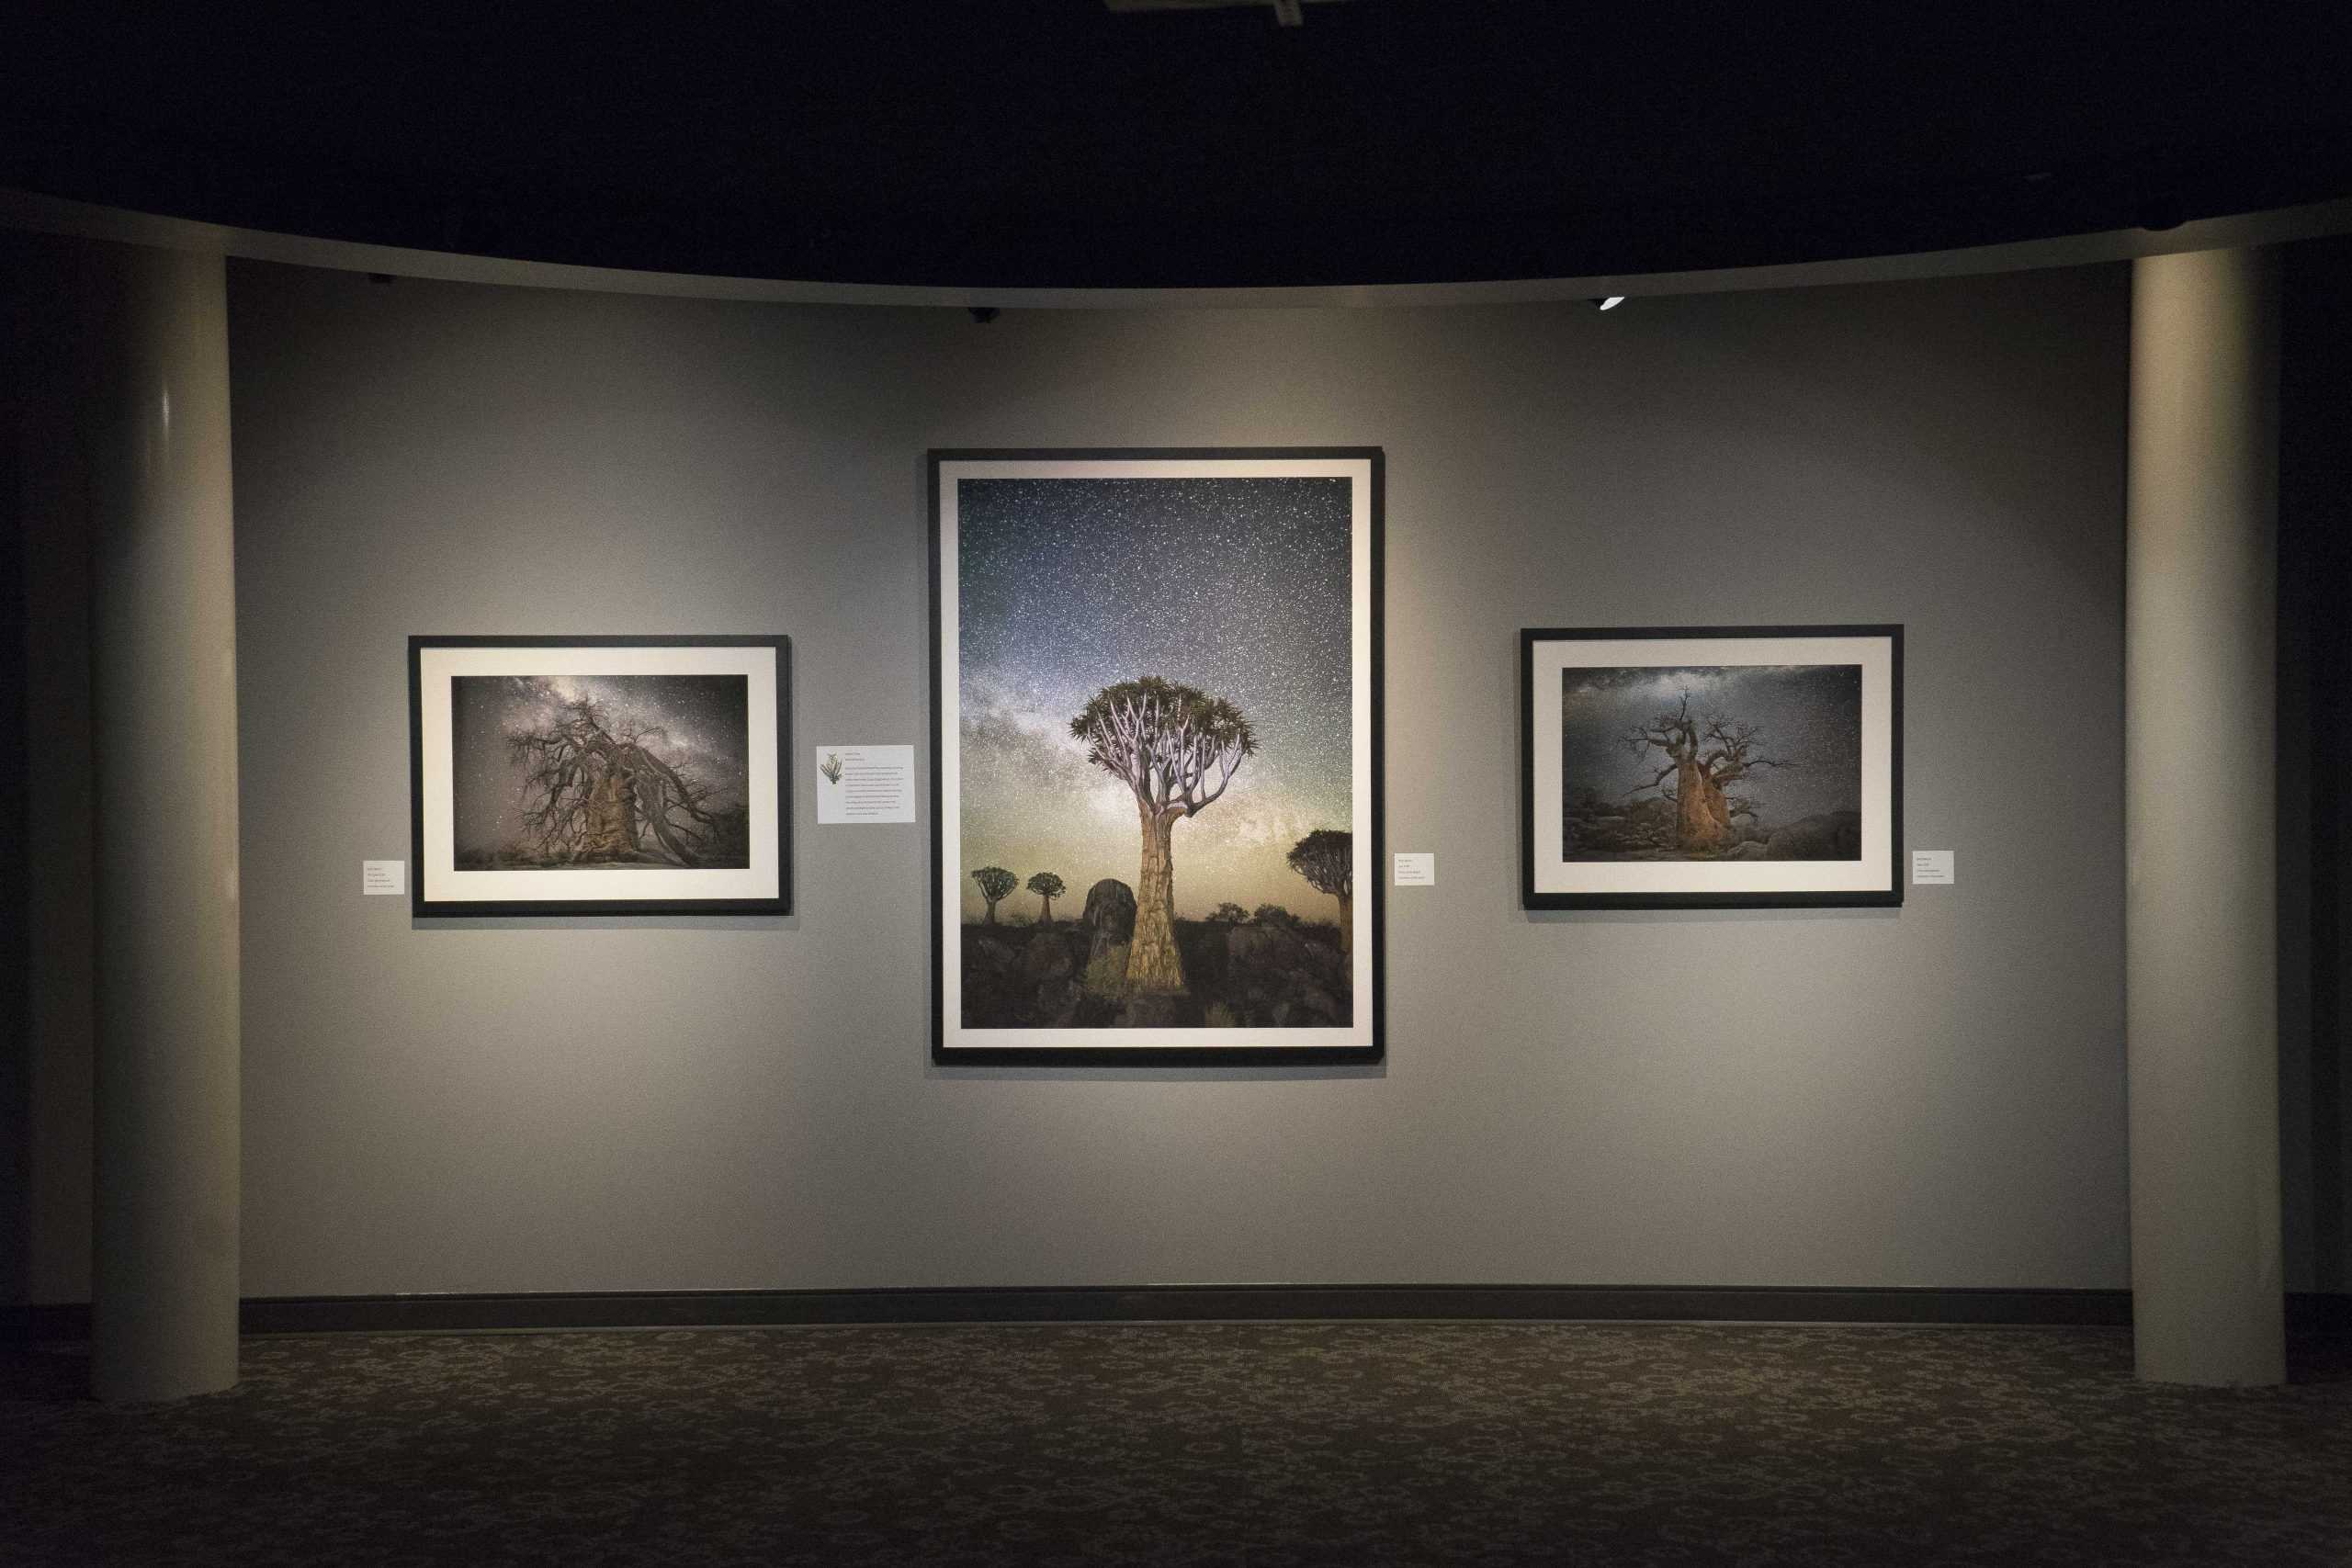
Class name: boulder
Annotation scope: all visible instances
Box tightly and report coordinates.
[1117,994,1183,1029]
[1082,878,1136,963]
[1765,810,1864,861]
[1020,932,1074,984]
[1034,979,1084,1027]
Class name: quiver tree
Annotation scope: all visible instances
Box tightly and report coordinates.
[1622,694,1792,852]
[1072,675,1256,994]
[972,865,1017,924]
[1285,829,1354,958]
[1026,871,1067,924]
[508,694,736,867]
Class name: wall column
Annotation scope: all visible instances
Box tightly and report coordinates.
[2126,246,2283,1385]
[87,243,243,1402]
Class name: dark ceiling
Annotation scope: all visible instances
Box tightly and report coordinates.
[6,2,2351,289]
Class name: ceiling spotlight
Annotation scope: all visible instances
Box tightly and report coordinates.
[1591,296,1627,311]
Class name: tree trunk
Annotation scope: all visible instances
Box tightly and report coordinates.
[1039,896,1055,925]
[982,899,997,926]
[1334,893,1352,961]
[582,768,639,860]
[1674,760,1734,851]
[1125,809,1186,994]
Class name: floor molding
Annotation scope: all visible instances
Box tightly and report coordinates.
[1,1283,2178,1340]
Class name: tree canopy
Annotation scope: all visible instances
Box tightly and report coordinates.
[1286,829,1352,898]
[1071,675,1256,819]
[508,693,736,867]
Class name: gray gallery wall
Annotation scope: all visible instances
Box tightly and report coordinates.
[203,258,2141,1299]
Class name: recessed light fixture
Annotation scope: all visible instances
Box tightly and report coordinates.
[1592,296,1627,311]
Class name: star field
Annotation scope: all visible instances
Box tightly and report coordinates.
[1559,664,1863,827]
[452,673,750,857]
[956,476,1356,922]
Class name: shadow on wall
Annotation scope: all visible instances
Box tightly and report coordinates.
[1,244,27,1311]
[2280,233,2352,1297]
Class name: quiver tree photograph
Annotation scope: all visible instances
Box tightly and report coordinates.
[1026,871,1066,923]
[934,450,1382,1056]
[453,673,752,871]
[972,865,1017,923]
[1285,829,1354,958]
[1072,675,1256,994]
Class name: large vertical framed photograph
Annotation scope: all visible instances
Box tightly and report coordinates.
[1522,626,1902,908]
[410,635,790,917]
[932,448,1383,1065]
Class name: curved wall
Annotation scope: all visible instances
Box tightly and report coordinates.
[225,260,2130,1296]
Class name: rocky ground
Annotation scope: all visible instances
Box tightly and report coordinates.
[1565,800,1863,862]
[961,917,1350,1029]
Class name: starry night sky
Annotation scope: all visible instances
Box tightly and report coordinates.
[956,476,1354,922]
[1560,664,1861,831]
[452,674,749,861]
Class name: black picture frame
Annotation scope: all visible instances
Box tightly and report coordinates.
[930,447,1385,1066]
[1520,624,1904,909]
[408,634,792,918]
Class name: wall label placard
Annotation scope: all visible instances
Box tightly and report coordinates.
[1911,850,1954,885]
[362,860,407,896]
[1394,852,1436,886]
[816,745,916,824]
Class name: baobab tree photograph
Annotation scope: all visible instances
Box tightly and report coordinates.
[452,674,752,870]
[933,450,1381,1057]
[412,635,789,918]
[1522,626,1902,909]
[1559,665,1861,861]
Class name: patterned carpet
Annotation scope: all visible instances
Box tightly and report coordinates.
[4,1322,2349,1566]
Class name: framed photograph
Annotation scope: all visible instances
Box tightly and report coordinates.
[932,448,1383,1065]
[1521,626,1902,908]
[409,635,790,917]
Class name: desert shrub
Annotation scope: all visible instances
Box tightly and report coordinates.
[1208,902,1249,924]
[1081,943,1130,998]
[1251,903,1297,928]
[1204,1002,1239,1029]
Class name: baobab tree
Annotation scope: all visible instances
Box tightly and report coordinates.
[507,693,741,867]
[1072,674,1256,994]
[972,865,1017,924]
[1285,829,1354,958]
[1026,871,1066,924]
[1623,694,1791,852]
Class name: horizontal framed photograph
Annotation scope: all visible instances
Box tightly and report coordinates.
[1521,625,1902,908]
[409,635,790,917]
[932,447,1383,1066]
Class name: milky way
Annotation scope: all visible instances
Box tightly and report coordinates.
[956,476,1355,921]
[451,674,750,860]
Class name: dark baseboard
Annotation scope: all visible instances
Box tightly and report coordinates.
[243,1284,2143,1334]
[7,1283,2161,1340]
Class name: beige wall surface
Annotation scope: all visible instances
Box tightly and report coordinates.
[221,261,2131,1296]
